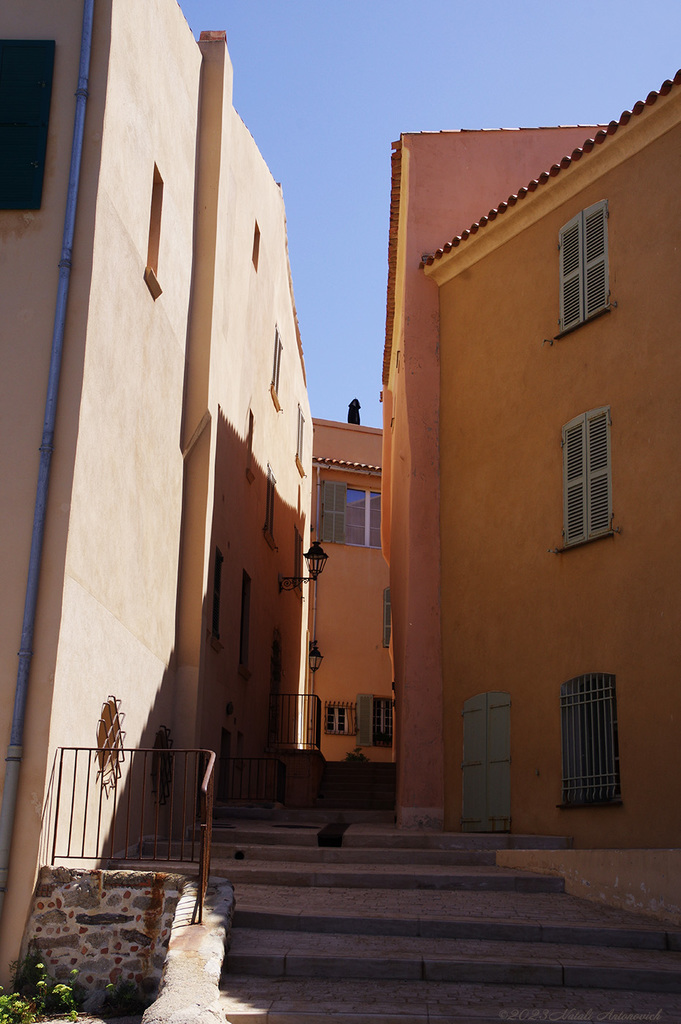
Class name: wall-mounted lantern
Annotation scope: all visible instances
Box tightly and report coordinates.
[279,541,329,592]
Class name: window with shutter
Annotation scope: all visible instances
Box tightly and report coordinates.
[356,694,373,747]
[559,200,609,332]
[562,407,611,547]
[321,481,346,544]
[0,40,55,209]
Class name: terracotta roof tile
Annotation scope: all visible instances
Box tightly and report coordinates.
[420,70,681,269]
[313,455,382,473]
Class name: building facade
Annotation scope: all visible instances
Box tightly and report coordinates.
[0,0,311,978]
[383,74,681,847]
[309,420,393,763]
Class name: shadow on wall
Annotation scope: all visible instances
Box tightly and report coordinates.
[39,404,309,874]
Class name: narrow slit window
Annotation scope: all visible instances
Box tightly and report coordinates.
[239,571,251,670]
[252,221,260,270]
[211,547,223,639]
[144,164,164,299]
[264,464,276,542]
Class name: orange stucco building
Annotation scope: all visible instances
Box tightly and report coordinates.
[383,72,681,848]
[309,419,393,762]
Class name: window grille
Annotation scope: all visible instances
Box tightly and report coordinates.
[560,673,620,805]
[324,701,355,735]
[96,696,125,792]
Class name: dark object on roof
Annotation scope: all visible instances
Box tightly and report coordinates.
[348,398,361,425]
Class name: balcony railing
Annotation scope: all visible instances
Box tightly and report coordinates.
[41,746,215,922]
[268,693,321,750]
[217,757,286,804]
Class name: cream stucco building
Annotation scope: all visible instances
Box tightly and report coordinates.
[0,0,311,978]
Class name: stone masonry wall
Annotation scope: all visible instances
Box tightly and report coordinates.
[21,867,186,1000]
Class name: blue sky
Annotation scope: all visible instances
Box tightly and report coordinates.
[178,0,681,428]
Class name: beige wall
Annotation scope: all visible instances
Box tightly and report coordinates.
[430,94,681,846]
[0,0,311,979]
[382,126,598,830]
[497,849,681,927]
[195,54,312,764]
[310,420,392,762]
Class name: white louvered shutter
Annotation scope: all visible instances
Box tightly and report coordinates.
[583,201,609,320]
[321,481,346,544]
[563,415,587,546]
[356,694,373,746]
[586,408,611,538]
[559,213,583,331]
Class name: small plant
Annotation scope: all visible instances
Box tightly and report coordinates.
[0,988,34,1024]
[104,978,147,1015]
[344,746,370,762]
[7,952,80,1022]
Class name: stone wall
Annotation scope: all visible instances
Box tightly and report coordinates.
[21,867,186,1000]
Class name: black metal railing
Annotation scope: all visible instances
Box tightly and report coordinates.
[268,693,321,750]
[217,757,286,804]
[42,747,215,922]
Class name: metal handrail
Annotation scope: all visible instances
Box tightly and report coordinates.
[196,750,215,923]
[43,746,215,921]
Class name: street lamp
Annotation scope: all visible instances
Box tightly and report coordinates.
[308,640,324,674]
[279,541,329,592]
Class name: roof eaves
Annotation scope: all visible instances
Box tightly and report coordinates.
[420,71,681,270]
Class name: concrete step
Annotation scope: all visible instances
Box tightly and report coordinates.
[212,818,573,850]
[224,927,681,991]
[212,861,565,891]
[212,841,498,866]
[233,906,678,950]
[219,976,681,1022]
[213,806,395,824]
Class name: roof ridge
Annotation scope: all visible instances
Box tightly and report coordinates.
[421,70,681,269]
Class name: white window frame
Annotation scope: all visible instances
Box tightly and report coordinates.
[559,199,609,333]
[345,487,381,548]
[562,407,612,547]
[325,702,355,736]
[356,694,393,747]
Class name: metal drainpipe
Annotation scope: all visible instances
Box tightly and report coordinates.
[0,0,94,924]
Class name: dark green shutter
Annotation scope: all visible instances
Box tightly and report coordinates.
[0,40,55,209]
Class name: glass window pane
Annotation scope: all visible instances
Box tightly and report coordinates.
[346,488,366,545]
[370,492,381,547]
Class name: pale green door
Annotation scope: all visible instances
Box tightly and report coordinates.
[461,691,510,832]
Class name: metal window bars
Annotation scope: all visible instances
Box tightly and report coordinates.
[560,673,620,805]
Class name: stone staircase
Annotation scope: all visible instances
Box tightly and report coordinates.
[214,813,681,1022]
